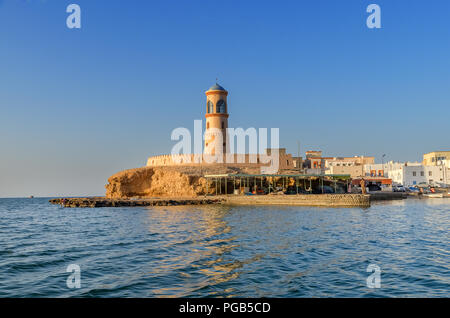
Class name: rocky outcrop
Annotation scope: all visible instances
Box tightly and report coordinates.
[105,166,210,198]
[105,163,268,199]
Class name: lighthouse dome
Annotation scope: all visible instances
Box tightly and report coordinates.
[207,83,227,92]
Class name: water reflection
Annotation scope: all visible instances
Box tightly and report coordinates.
[146,205,245,297]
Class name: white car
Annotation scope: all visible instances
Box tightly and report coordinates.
[393,185,406,192]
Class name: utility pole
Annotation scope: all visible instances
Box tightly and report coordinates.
[297,140,301,173]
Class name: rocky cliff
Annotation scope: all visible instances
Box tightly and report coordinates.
[105,167,205,198]
[105,164,262,198]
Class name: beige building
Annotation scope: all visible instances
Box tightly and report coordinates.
[325,165,364,178]
[322,156,373,177]
[423,151,450,166]
[146,83,296,171]
[204,83,229,155]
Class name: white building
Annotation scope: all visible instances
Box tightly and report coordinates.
[364,161,421,178]
[364,161,449,187]
[389,165,442,187]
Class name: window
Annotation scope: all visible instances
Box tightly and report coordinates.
[413,171,416,176]
[207,100,213,113]
[207,122,210,129]
[420,171,424,176]
[429,171,432,176]
[217,100,226,113]
[221,122,224,129]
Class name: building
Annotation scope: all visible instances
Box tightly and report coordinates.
[423,151,450,166]
[303,152,374,177]
[364,161,417,178]
[292,156,303,170]
[204,83,229,155]
[325,162,364,178]
[146,83,296,171]
[365,161,449,187]
[389,165,442,187]
[305,151,323,158]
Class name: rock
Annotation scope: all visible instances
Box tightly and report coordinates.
[105,166,208,198]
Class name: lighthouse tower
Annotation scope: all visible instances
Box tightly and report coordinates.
[204,83,229,155]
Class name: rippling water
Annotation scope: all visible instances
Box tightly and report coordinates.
[0,197,449,297]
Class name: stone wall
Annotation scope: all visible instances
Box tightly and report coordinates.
[225,194,370,207]
[146,153,295,171]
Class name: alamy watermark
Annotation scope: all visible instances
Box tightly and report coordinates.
[170,120,280,174]
[366,264,381,288]
[366,4,381,29]
[66,4,81,29]
[64,4,381,30]
[66,264,81,289]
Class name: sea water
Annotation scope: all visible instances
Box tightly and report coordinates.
[0,197,448,297]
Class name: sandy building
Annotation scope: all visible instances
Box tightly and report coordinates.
[146,83,295,171]
[423,151,450,166]
[304,152,374,177]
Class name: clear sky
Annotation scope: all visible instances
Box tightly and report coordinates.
[1,0,449,197]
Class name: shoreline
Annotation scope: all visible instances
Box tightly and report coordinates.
[47,192,448,209]
[46,193,407,208]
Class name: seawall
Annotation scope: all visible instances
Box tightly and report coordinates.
[369,192,407,201]
[224,194,370,208]
[49,197,223,208]
[50,194,370,208]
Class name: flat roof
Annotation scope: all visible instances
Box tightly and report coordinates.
[424,151,450,155]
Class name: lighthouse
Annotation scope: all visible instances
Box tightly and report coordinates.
[204,83,229,155]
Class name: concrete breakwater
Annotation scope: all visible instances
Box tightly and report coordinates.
[369,192,407,201]
[50,194,371,208]
[224,194,370,207]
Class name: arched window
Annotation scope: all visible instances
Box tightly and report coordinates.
[207,101,213,113]
[217,100,226,113]
[221,121,224,129]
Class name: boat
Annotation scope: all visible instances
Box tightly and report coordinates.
[424,193,444,198]
[29,195,34,199]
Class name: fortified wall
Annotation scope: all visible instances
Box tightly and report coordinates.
[146,150,295,171]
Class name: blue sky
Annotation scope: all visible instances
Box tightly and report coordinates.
[1,0,449,197]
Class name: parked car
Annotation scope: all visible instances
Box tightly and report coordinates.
[367,184,381,192]
[393,185,406,192]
